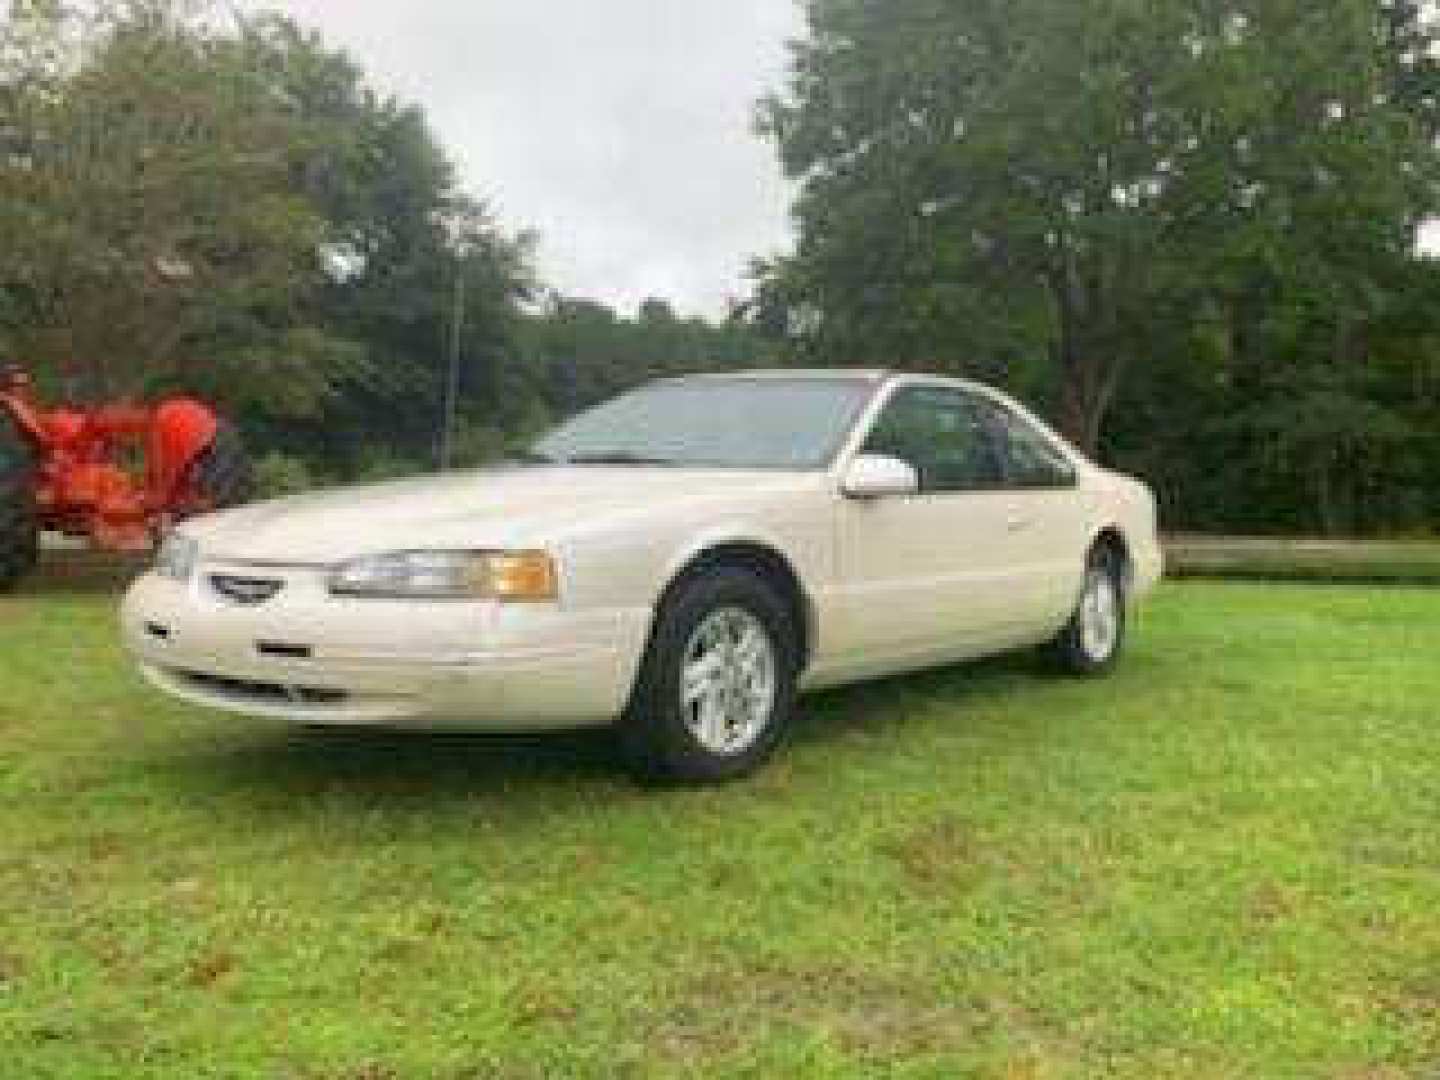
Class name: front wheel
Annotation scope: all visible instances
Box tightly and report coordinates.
[1051,545,1127,676]
[618,567,800,784]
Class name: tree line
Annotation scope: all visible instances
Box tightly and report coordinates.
[751,0,1440,536]
[3,0,1439,536]
[0,1,776,491]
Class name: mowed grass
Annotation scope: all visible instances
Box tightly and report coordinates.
[1,567,1438,1078]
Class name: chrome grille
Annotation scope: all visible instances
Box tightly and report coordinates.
[209,574,285,606]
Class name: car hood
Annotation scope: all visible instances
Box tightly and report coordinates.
[183,465,822,564]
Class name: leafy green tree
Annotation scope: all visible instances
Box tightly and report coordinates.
[0,0,340,404]
[222,14,537,470]
[518,293,778,425]
[0,1,537,476]
[758,0,1440,463]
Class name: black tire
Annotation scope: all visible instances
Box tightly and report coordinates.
[189,420,254,510]
[618,567,800,784]
[0,409,39,593]
[1051,543,1127,676]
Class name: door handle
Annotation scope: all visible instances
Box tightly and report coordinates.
[1006,512,1034,533]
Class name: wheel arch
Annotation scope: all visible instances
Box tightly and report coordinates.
[654,537,816,672]
[1090,525,1134,595]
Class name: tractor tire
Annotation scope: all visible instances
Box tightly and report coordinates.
[0,409,39,593]
[189,420,254,511]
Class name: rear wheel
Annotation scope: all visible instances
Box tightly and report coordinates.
[1051,543,1127,675]
[0,409,39,592]
[618,567,800,784]
[188,420,254,511]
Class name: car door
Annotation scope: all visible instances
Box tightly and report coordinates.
[831,384,1022,671]
[972,393,1093,635]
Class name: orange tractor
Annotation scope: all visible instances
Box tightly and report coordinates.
[0,365,253,590]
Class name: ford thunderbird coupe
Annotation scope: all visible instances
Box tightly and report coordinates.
[122,370,1162,782]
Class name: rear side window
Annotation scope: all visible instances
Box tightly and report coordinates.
[979,399,1078,489]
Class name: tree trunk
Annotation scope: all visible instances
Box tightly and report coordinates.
[1315,453,1340,537]
[1049,262,1122,459]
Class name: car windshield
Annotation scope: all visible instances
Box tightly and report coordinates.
[528,377,875,470]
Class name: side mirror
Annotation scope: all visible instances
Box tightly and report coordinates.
[841,454,919,500]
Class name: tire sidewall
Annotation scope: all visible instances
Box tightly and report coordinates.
[621,567,800,783]
[1059,547,1127,675]
[0,410,38,591]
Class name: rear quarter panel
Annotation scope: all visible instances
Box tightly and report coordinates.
[1089,469,1164,599]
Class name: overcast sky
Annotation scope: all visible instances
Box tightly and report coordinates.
[266,0,803,319]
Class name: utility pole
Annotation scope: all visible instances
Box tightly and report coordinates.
[439,262,465,470]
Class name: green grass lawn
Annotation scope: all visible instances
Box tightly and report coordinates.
[2,567,1438,1078]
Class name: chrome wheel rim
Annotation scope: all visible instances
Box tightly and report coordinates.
[1079,567,1120,661]
[681,606,777,756]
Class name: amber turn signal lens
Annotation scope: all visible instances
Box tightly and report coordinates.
[486,550,559,602]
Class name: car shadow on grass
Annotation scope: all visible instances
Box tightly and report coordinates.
[791,649,1049,746]
[158,647,1071,816]
[172,725,631,807]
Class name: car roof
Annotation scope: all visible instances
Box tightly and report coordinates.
[662,368,1049,419]
[675,368,893,383]
[668,368,1007,396]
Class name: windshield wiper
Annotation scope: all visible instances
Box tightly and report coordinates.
[562,452,679,466]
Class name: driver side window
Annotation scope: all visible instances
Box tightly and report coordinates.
[862,386,1004,493]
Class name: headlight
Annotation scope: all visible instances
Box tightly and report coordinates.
[328,550,559,601]
[154,532,199,582]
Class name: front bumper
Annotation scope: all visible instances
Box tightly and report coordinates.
[120,564,652,730]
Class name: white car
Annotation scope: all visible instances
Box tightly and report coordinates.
[122,370,1162,782]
